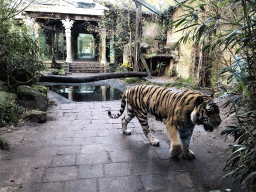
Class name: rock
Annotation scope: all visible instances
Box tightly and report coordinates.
[0,91,17,104]
[17,85,48,111]
[0,81,9,92]
[23,110,47,123]
[32,85,47,97]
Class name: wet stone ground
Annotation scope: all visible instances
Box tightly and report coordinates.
[0,78,247,192]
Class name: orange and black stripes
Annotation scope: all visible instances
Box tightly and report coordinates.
[108,85,202,125]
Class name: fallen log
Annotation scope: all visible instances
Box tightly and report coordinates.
[39,72,148,83]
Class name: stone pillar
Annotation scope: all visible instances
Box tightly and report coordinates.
[61,19,74,63]
[101,86,106,101]
[34,22,41,39]
[24,16,37,37]
[101,28,107,65]
[110,34,115,64]
[68,86,73,101]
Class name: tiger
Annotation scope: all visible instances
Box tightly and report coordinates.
[108,85,221,160]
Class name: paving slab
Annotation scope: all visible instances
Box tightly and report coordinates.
[0,91,247,192]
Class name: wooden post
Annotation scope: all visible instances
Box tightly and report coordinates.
[134,0,142,72]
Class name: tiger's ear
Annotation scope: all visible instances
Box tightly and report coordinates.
[195,96,204,107]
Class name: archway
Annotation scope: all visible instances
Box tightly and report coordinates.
[77,33,95,59]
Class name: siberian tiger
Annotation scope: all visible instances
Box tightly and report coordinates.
[108,85,221,160]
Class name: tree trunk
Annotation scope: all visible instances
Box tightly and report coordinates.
[39,72,148,83]
[199,50,211,87]
[134,1,142,72]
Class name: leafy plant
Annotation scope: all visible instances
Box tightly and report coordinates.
[0,0,45,88]
[221,59,256,189]
[156,62,166,76]
[168,68,176,77]
[0,137,9,150]
[0,99,25,126]
[170,0,256,188]
[120,60,133,69]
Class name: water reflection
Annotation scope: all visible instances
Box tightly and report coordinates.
[48,85,123,102]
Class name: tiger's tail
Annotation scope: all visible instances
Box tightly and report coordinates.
[108,93,127,119]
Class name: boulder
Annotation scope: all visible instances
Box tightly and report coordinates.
[0,81,9,92]
[17,85,48,111]
[23,110,47,123]
[33,85,47,97]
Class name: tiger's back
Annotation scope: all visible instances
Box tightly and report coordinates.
[125,85,200,125]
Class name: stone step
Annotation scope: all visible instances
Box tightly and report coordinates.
[69,62,105,73]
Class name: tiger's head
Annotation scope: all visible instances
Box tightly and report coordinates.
[191,95,221,132]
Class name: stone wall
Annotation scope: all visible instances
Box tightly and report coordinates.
[166,6,194,79]
[165,2,234,82]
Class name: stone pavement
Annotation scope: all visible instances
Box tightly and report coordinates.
[0,89,245,192]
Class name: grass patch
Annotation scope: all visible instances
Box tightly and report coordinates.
[145,81,151,85]
[124,77,141,84]
[153,82,163,86]
[165,77,197,89]
[0,137,9,150]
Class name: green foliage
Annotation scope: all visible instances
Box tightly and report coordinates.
[165,77,196,89]
[168,68,176,77]
[0,137,9,150]
[99,4,137,68]
[124,77,140,84]
[120,60,133,69]
[153,82,163,86]
[165,0,256,186]
[0,0,45,87]
[0,99,25,126]
[145,81,151,85]
[157,5,175,44]
[33,85,48,97]
[221,59,256,187]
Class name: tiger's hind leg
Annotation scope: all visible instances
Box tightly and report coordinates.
[121,104,135,135]
[136,113,160,146]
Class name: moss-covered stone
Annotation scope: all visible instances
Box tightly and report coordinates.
[32,85,47,98]
[23,110,47,123]
[17,85,48,111]
[0,81,9,92]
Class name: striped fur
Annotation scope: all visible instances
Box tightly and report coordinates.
[108,85,221,159]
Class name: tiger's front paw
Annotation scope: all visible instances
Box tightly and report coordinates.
[170,145,182,159]
[123,129,132,135]
[150,138,160,146]
[182,150,195,160]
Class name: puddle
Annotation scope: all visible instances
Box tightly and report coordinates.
[47,84,123,102]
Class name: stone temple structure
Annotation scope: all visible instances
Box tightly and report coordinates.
[19,0,109,73]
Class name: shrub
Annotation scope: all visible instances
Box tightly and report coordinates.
[168,68,176,77]
[0,137,9,150]
[0,0,45,87]
[0,99,25,126]
[221,60,256,189]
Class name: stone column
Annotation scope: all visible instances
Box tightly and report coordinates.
[24,16,37,37]
[68,86,73,101]
[34,21,41,39]
[101,28,107,65]
[61,19,74,63]
[110,34,115,64]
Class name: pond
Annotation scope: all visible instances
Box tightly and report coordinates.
[40,79,126,102]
